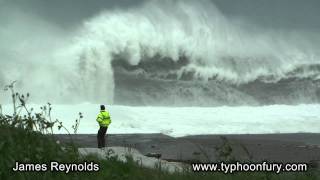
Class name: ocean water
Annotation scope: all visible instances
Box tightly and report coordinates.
[3,104,319,137]
[1,1,320,137]
[1,0,320,105]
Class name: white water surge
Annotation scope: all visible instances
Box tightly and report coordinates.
[0,0,319,104]
[2,104,319,137]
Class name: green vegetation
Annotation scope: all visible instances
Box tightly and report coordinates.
[0,82,319,179]
[1,125,319,180]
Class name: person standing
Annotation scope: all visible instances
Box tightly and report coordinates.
[96,105,111,148]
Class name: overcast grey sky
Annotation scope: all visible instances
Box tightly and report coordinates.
[1,0,320,30]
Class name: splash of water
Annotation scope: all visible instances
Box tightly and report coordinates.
[0,0,319,104]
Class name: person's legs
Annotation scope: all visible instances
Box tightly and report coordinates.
[101,127,107,147]
[97,127,108,148]
[97,127,103,148]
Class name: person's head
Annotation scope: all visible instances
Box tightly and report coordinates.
[100,105,105,111]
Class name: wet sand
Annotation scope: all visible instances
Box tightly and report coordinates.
[54,133,320,164]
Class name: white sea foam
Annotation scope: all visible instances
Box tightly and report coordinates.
[0,0,319,104]
[2,104,319,137]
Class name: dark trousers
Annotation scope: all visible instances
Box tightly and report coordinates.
[97,126,108,148]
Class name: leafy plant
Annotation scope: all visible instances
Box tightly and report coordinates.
[1,81,82,136]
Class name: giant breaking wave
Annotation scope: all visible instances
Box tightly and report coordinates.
[1,0,320,105]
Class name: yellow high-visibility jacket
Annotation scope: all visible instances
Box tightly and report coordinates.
[96,110,111,127]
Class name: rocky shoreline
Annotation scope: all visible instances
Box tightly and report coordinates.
[54,133,320,166]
